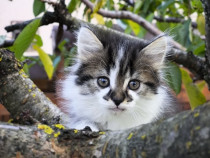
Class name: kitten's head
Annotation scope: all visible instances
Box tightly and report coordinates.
[62,26,171,130]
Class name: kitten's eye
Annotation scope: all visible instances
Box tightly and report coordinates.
[97,77,110,88]
[128,80,140,90]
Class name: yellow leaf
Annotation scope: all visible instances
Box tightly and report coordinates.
[91,13,105,25]
[197,14,205,35]
[93,0,104,13]
[33,44,54,80]
[181,68,206,109]
[128,20,140,35]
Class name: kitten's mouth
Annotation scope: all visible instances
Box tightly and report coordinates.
[108,107,126,112]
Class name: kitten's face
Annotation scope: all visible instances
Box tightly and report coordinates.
[61,27,169,130]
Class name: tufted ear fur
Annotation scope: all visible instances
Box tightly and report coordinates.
[141,36,169,69]
[77,27,103,60]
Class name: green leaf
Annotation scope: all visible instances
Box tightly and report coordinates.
[171,19,192,48]
[142,0,152,14]
[67,0,78,13]
[124,25,132,35]
[193,43,205,56]
[158,0,175,12]
[128,20,140,35]
[105,20,113,28]
[9,18,41,60]
[106,0,114,10]
[58,39,68,52]
[197,14,205,35]
[134,0,143,13]
[196,81,206,92]
[91,13,105,25]
[137,26,146,38]
[23,62,29,76]
[33,0,45,17]
[33,44,54,80]
[181,68,206,109]
[33,34,43,47]
[191,0,203,13]
[156,22,178,32]
[146,13,154,22]
[93,0,105,13]
[164,62,182,94]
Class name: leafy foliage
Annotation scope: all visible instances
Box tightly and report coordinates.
[33,44,54,80]
[9,18,41,60]
[67,0,80,13]
[164,62,182,95]
[33,0,45,17]
[181,69,206,109]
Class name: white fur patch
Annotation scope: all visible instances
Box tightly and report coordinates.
[110,47,124,89]
[58,33,173,131]
[59,46,171,131]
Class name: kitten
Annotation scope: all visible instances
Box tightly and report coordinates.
[58,26,175,131]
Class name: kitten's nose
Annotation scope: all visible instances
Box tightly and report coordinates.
[110,91,125,106]
[112,98,124,106]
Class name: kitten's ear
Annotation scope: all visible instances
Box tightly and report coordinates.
[77,27,103,60]
[141,36,169,68]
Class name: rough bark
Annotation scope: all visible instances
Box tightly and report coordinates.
[0,49,210,157]
[0,101,210,158]
[167,49,206,80]
[200,0,210,89]
[0,1,210,156]
[0,49,68,126]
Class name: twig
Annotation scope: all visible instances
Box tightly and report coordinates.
[154,16,197,28]
[167,49,206,80]
[200,0,210,89]
[1,101,210,157]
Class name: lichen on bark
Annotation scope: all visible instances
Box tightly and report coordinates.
[0,49,68,126]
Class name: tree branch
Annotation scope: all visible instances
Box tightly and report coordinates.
[200,0,210,89]
[0,49,68,126]
[154,16,198,28]
[0,101,210,157]
[3,8,210,86]
[167,49,207,80]
[81,0,185,50]
[5,12,59,32]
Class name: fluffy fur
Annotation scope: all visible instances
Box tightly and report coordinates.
[58,26,175,131]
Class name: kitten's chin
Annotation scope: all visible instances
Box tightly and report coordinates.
[108,107,126,113]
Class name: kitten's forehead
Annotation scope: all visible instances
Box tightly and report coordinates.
[75,27,166,90]
[109,47,125,89]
